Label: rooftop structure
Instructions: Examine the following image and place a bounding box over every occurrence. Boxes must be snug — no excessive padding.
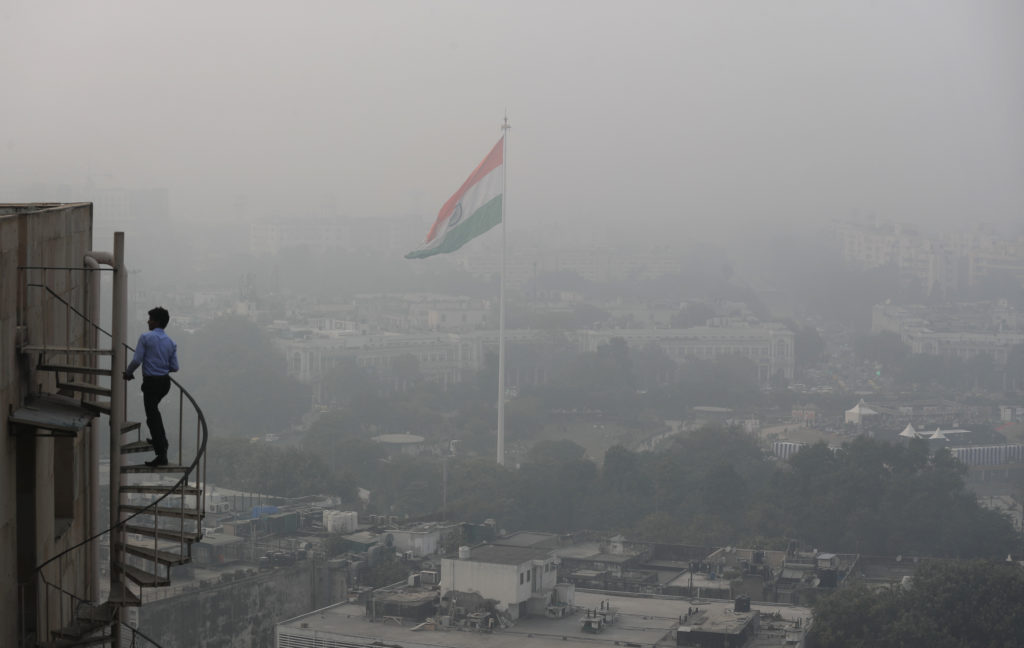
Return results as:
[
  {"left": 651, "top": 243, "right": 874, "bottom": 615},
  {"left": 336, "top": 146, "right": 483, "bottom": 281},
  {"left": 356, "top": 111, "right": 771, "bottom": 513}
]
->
[
  {"left": 276, "top": 591, "right": 811, "bottom": 648},
  {"left": 441, "top": 544, "right": 559, "bottom": 620}
]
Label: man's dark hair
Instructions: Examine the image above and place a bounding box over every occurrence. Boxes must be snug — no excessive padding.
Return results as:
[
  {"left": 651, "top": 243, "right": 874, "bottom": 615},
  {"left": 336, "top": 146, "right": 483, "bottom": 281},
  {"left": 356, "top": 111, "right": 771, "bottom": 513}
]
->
[{"left": 149, "top": 307, "right": 170, "bottom": 329}]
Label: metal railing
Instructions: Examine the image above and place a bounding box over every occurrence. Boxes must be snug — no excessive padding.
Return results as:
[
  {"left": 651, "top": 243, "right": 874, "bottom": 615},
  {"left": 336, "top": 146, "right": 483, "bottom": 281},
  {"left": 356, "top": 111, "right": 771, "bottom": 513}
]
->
[{"left": 20, "top": 270, "right": 208, "bottom": 647}]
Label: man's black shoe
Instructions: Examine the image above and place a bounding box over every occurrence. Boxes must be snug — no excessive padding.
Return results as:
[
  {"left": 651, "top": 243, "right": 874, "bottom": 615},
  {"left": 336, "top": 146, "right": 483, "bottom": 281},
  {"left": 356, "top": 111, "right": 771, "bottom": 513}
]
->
[{"left": 145, "top": 456, "right": 168, "bottom": 467}]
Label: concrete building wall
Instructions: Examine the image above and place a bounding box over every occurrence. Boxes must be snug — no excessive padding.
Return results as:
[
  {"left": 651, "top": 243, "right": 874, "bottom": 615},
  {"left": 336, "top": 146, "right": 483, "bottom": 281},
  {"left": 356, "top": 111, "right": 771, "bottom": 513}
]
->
[
  {"left": 140, "top": 560, "right": 348, "bottom": 648},
  {"left": 1, "top": 203, "right": 94, "bottom": 646},
  {"left": 441, "top": 559, "right": 518, "bottom": 612},
  {"left": 575, "top": 326, "right": 795, "bottom": 384},
  {"left": 514, "top": 560, "right": 557, "bottom": 603},
  {"left": 440, "top": 556, "right": 556, "bottom": 618},
  {"left": 390, "top": 529, "right": 441, "bottom": 557}
]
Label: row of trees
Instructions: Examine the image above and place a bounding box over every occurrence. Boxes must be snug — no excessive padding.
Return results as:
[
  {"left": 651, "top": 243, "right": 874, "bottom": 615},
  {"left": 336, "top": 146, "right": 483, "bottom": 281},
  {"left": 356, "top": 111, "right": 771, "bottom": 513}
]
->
[
  {"left": 295, "top": 425, "right": 1018, "bottom": 560},
  {"left": 205, "top": 437, "right": 356, "bottom": 501},
  {"left": 855, "top": 332, "right": 1024, "bottom": 393},
  {"left": 808, "top": 560, "right": 1024, "bottom": 648}
]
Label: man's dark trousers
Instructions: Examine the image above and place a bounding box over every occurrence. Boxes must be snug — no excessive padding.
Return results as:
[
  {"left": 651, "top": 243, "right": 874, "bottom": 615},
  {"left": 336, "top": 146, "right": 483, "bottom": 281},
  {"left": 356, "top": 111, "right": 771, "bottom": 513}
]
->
[{"left": 142, "top": 375, "right": 172, "bottom": 459}]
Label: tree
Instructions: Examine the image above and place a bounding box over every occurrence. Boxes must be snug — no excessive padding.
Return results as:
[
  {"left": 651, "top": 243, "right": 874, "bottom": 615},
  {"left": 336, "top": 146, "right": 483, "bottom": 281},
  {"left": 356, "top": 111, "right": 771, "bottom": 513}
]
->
[
  {"left": 792, "top": 324, "right": 825, "bottom": 371},
  {"left": 853, "top": 331, "right": 908, "bottom": 366},
  {"left": 321, "top": 357, "right": 377, "bottom": 408},
  {"left": 809, "top": 561, "right": 1024, "bottom": 648},
  {"left": 772, "top": 439, "right": 1017, "bottom": 558},
  {"left": 207, "top": 438, "right": 356, "bottom": 501},
  {"left": 526, "top": 439, "right": 586, "bottom": 465},
  {"left": 388, "top": 353, "right": 422, "bottom": 393}
]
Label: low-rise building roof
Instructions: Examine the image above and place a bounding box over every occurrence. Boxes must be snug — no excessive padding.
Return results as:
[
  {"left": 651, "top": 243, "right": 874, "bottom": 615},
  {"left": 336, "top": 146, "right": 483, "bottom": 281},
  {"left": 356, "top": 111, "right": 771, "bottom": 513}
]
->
[
  {"left": 277, "top": 591, "right": 811, "bottom": 648},
  {"left": 457, "top": 544, "right": 553, "bottom": 565}
]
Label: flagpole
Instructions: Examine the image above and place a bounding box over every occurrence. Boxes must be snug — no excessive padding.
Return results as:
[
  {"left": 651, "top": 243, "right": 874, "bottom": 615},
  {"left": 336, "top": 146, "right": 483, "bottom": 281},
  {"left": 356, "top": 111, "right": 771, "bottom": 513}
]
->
[{"left": 497, "top": 115, "right": 510, "bottom": 466}]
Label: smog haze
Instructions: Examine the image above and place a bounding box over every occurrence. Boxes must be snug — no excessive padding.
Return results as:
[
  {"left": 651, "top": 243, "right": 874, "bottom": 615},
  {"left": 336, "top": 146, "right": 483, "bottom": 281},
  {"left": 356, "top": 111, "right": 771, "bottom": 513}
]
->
[{"left": 3, "top": 0, "right": 1022, "bottom": 245}]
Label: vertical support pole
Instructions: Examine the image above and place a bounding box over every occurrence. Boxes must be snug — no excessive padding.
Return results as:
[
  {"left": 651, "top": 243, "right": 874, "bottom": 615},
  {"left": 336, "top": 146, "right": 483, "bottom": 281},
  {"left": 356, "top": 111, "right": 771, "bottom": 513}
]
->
[
  {"left": 497, "top": 118, "right": 510, "bottom": 466},
  {"left": 109, "top": 232, "right": 127, "bottom": 647},
  {"left": 85, "top": 257, "right": 101, "bottom": 602}
]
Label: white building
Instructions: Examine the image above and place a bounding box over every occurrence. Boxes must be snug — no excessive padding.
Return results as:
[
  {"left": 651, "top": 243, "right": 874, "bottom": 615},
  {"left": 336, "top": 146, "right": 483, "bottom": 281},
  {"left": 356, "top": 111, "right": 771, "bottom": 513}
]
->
[
  {"left": 441, "top": 544, "right": 559, "bottom": 620},
  {"left": 277, "top": 331, "right": 483, "bottom": 385},
  {"left": 872, "top": 302, "right": 1024, "bottom": 364},
  {"left": 385, "top": 522, "right": 460, "bottom": 558}
]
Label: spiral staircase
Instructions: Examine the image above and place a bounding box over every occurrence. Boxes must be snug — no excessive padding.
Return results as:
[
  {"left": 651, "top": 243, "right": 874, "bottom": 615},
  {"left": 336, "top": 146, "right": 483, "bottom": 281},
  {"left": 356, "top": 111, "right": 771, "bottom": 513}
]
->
[{"left": 15, "top": 235, "right": 207, "bottom": 647}]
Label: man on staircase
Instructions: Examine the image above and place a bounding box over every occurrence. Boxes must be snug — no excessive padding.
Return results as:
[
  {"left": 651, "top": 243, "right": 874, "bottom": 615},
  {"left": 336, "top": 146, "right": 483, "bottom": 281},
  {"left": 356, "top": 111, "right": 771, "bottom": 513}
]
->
[{"left": 123, "top": 306, "right": 179, "bottom": 467}]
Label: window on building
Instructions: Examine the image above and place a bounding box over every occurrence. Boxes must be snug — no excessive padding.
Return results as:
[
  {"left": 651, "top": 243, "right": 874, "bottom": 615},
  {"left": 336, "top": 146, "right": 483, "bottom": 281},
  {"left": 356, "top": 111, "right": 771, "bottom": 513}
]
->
[{"left": 526, "top": 570, "right": 531, "bottom": 582}]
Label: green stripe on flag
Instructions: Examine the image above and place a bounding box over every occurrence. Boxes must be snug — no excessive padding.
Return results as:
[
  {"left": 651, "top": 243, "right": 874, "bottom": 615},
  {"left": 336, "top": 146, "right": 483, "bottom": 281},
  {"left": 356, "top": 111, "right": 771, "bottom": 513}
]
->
[{"left": 405, "top": 195, "right": 503, "bottom": 259}]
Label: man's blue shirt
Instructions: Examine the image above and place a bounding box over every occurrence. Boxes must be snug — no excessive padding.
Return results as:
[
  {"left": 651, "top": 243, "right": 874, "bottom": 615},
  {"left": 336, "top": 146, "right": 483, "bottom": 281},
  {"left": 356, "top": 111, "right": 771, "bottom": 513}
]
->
[{"left": 126, "top": 328, "right": 179, "bottom": 377}]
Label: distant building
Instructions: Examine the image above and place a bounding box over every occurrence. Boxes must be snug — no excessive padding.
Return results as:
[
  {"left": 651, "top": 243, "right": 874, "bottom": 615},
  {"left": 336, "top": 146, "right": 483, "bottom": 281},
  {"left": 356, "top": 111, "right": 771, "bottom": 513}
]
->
[
  {"left": 833, "top": 219, "right": 960, "bottom": 296},
  {"left": 440, "top": 544, "right": 559, "bottom": 620},
  {"left": 950, "top": 444, "right": 1024, "bottom": 467},
  {"left": 773, "top": 441, "right": 807, "bottom": 460},
  {"left": 576, "top": 324, "right": 795, "bottom": 386},
  {"left": 872, "top": 301, "right": 1024, "bottom": 364},
  {"left": 371, "top": 433, "right": 425, "bottom": 457}
]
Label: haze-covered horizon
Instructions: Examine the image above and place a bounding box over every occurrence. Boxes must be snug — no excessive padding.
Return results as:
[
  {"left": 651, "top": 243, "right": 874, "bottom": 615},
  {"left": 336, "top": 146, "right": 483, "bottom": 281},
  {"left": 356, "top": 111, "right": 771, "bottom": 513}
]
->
[{"left": 3, "top": 0, "right": 1023, "bottom": 246}]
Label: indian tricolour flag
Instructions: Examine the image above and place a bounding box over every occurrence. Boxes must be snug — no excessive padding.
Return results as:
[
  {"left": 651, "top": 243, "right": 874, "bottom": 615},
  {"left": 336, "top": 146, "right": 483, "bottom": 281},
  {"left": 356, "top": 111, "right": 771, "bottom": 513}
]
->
[{"left": 405, "top": 137, "right": 504, "bottom": 259}]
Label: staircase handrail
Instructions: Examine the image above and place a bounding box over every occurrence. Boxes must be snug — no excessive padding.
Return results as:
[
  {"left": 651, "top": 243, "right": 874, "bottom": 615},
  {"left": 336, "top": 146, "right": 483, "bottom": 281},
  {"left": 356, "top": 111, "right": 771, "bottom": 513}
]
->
[{"left": 34, "top": 358, "right": 209, "bottom": 573}]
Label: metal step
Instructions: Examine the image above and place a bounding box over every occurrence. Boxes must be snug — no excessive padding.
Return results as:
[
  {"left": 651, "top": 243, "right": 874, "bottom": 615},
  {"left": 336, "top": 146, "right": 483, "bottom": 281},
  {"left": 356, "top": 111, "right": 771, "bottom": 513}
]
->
[
  {"left": 121, "top": 463, "right": 189, "bottom": 474},
  {"left": 121, "top": 503, "right": 204, "bottom": 520},
  {"left": 115, "top": 542, "right": 190, "bottom": 566},
  {"left": 76, "top": 601, "right": 116, "bottom": 623},
  {"left": 123, "top": 524, "right": 202, "bottom": 543},
  {"left": 121, "top": 564, "right": 170, "bottom": 588},
  {"left": 51, "top": 630, "right": 113, "bottom": 648},
  {"left": 107, "top": 582, "right": 141, "bottom": 607},
  {"left": 39, "top": 363, "right": 113, "bottom": 376},
  {"left": 120, "top": 440, "right": 153, "bottom": 454},
  {"left": 121, "top": 420, "right": 141, "bottom": 434},
  {"left": 121, "top": 483, "right": 201, "bottom": 496},
  {"left": 53, "top": 617, "right": 107, "bottom": 641},
  {"left": 82, "top": 399, "right": 110, "bottom": 415},
  {"left": 57, "top": 380, "right": 111, "bottom": 397}
]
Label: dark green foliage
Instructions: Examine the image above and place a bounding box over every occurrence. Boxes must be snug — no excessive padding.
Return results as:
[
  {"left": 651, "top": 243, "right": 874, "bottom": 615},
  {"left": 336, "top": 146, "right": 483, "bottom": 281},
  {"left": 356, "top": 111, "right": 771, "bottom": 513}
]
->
[
  {"left": 546, "top": 337, "right": 639, "bottom": 414},
  {"left": 207, "top": 437, "right": 356, "bottom": 501},
  {"left": 808, "top": 561, "right": 1024, "bottom": 648},
  {"left": 773, "top": 439, "right": 1017, "bottom": 558},
  {"left": 407, "top": 431, "right": 1016, "bottom": 559},
  {"left": 853, "top": 331, "right": 909, "bottom": 366},
  {"left": 783, "top": 320, "right": 825, "bottom": 371}
]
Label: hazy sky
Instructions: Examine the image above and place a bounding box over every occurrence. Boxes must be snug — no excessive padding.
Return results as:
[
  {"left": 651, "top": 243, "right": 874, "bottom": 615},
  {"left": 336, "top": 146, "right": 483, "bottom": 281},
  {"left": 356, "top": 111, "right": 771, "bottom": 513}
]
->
[{"left": 3, "top": 1, "right": 1022, "bottom": 243}]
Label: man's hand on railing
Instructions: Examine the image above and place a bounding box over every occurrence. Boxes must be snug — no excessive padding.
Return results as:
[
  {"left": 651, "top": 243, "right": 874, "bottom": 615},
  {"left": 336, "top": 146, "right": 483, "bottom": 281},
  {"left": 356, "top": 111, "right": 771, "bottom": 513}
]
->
[{"left": 122, "top": 371, "right": 135, "bottom": 381}]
